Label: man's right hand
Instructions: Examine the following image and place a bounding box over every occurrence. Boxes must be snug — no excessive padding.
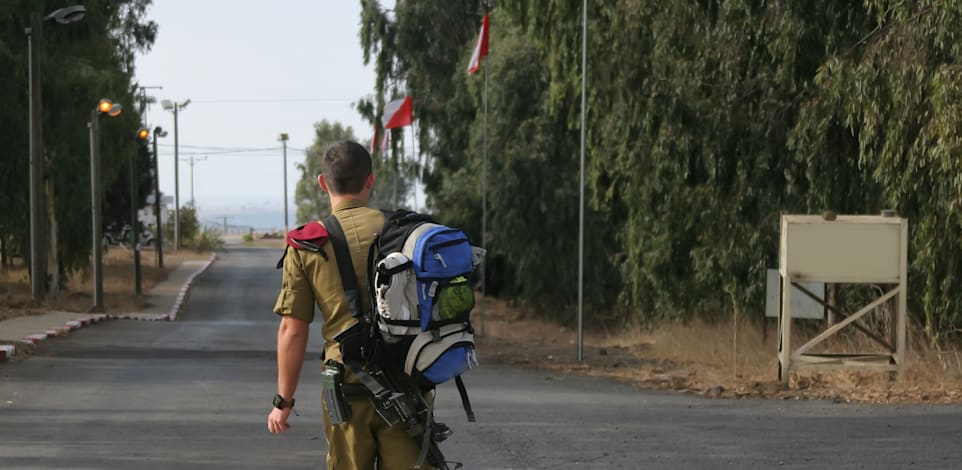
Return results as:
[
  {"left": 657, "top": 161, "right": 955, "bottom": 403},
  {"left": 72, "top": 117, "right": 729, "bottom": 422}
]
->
[{"left": 267, "top": 407, "right": 293, "bottom": 433}]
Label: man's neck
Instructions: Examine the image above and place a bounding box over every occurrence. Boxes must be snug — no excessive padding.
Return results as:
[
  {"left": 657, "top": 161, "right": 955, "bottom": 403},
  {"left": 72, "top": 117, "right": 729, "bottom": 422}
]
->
[{"left": 328, "top": 194, "right": 366, "bottom": 211}]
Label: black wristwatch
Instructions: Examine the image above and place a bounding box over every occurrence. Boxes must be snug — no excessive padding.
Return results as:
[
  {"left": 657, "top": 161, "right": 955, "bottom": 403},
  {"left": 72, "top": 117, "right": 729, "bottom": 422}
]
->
[{"left": 273, "top": 394, "right": 295, "bottom": 409}]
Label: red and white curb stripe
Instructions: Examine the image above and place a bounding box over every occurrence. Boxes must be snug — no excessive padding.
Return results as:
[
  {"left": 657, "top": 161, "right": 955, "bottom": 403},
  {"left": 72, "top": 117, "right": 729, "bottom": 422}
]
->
[
  {"left": 19, "top": 314, "right": 110, "bottom": 344},
  {"left": 0, "top": 345, "right": 14, "bottom": 362},
  {"left": 166, "top": 253, "right": 217, "bottom": 321}
]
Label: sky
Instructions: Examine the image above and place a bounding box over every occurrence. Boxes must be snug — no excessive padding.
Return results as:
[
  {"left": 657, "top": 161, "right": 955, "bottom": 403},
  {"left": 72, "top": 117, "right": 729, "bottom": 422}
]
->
[{"left": 134, "top": 1, "right": 380, "bottom": 229}]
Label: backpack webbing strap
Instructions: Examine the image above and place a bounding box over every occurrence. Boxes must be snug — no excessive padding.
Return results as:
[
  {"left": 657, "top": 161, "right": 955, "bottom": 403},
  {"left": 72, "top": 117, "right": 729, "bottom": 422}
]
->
[
  {"left": 455, "top": 376, "right": 476, "bottom": 422},
  {"left": 322, "top": 215, "right": 363, "bottom": 318}
]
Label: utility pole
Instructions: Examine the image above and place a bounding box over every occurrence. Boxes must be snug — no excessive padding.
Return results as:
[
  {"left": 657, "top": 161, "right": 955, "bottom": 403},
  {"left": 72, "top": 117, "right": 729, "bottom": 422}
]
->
[
  {"left": 221, "top": 215, "right": 234, "bottom": 235},
  {"left": 27, "top": 12, "right": 46, "bottom": 301},
  {"left": 181, "top": 155, "right": 207, "bottom": 208},
  {"left": 137, "top": 85, "right": 162, "bottom": 123},
  {"left": 279, "top": 133, "right": 289, "bottom": 232},
  {"left": 161, "top": 99, "right": 190, "bottom": 250}
]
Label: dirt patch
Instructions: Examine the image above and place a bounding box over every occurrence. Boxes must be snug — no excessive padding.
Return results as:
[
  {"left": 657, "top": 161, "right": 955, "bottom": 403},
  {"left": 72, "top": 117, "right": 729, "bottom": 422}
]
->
[
  {"left": 0, "top": 248, "right": 212, "bottom": 321},
  {"left": 474, "top": 297, "right": 962, "bottom": 404}
]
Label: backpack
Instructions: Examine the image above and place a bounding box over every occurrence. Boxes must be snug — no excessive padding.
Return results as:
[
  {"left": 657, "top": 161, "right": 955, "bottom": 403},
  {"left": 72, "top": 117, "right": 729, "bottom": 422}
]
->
[
  {"left": 324, "top": 210, "right": 484, "bottom": 421},
  {"left": 368, "top": 211, "right": 483, "bottom": 386}
]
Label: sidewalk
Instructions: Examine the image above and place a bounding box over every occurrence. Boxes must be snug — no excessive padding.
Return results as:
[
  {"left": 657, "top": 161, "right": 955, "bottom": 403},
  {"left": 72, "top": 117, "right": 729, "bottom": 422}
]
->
[{"left": 0, "top": 254, "right": 216, "bottom": 362}]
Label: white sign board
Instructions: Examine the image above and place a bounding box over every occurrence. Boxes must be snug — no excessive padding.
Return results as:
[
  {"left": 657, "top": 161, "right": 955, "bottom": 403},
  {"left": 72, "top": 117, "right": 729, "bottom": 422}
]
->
[
  {"left": 780, "top": 215, "right": 903, "bottom": 283},
  {"left": 765, "top": 269, "right": 825, "bottom": 319}
]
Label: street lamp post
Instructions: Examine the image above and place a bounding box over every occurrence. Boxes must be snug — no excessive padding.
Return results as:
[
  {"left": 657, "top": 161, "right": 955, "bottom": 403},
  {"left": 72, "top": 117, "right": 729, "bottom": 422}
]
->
[
  {"left": 134, "top": 127, "right": 150, "bottom": 295},
  {"left": 88, "top": 99, "right": 123, "bottom": 312},
  {"left": 279, "top": 133, "right": 289, "bottom": 232},
  {"left": 161, "top": 99, "right": 189, "bottom": 250},
  {"left": 25, "top": 5, "right": 86, "bottom": 301},
  {"left": 152, "top": 127, "right": 168, "bottom": 268}
]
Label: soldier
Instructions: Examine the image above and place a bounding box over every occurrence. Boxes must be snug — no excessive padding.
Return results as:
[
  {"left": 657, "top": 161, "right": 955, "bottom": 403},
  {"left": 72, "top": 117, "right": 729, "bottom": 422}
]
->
[{"left": 267, "top": 140, "right": 428, "bottom": 469}]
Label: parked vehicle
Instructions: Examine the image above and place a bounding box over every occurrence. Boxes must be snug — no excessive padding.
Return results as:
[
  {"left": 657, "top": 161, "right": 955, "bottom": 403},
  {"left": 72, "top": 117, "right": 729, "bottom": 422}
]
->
[{"left": 102, "top": 224, "right": 155, "bottom": 253}]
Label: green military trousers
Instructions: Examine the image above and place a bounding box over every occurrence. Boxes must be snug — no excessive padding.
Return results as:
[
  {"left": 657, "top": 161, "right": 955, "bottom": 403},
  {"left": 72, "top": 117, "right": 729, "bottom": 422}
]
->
[{"left": 322, "top": 395, "right": 433, "bottom": 470}]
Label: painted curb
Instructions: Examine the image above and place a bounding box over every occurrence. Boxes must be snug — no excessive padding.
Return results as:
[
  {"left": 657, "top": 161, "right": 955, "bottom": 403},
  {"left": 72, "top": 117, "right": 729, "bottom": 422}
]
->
[
  {"left": 0, "top": 345, "right": 14, "bottom": 361},
  {"left": 18, "top": 314, "right": 112, "bottom": 345},
  {"left": 165, "top": 253, "right": 217, "bottom": 321}
]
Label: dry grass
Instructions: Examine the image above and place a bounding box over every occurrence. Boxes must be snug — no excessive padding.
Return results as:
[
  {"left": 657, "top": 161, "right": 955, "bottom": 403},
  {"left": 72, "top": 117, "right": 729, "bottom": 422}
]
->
[
  {"left": 0, "top": 247, "right": 211, "bottom": 321},
  {"left": 477, "top": 297, "right": 962, "bottom": 403}
]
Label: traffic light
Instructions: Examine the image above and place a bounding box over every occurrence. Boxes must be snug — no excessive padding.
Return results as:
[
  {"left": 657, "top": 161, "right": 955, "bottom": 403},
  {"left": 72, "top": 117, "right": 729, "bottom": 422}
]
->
[{"left": 136, "top": 127, "right": 149, "bottom": 140}]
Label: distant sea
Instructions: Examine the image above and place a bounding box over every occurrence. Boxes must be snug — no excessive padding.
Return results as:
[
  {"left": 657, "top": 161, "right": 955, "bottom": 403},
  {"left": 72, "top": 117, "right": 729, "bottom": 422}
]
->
[
  {"left": 192, "top": 191, "right": 423, "bottom": 235},
  {"left": 196, "top": 201, "right": 294, "bottom": 234}
]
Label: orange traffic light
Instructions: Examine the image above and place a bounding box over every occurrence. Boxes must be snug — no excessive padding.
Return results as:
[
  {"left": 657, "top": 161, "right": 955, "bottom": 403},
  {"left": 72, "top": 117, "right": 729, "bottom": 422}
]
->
[{"left": 136, "top": 127, "right": 149, "bottom": 140}]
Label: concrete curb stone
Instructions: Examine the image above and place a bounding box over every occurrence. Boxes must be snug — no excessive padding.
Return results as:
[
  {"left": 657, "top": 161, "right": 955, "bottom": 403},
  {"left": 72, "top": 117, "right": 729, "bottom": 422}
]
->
[{"left": 166, "top": 253, "right": 217, "bottom": 321}]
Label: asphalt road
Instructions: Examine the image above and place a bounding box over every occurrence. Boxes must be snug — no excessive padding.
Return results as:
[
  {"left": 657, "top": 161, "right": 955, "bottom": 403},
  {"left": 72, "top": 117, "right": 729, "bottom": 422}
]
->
[{"left": 2, "top": 246, "right": 962, "bottom": 469}]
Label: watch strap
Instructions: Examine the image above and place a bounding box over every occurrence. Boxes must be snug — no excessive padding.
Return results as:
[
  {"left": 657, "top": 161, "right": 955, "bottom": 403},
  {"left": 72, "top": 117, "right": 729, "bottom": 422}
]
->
[{"left": 273, "top": 394, "right": 295, "bottom": 409}]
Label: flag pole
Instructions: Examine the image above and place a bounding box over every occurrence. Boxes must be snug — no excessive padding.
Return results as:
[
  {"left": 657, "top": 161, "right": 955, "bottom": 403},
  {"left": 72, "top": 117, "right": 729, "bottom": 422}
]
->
[
  {"left": 479, "top": 4, "right": 490, "bottom": 338},
  {"left": 411, "top": 122, "right": 421, "bottom": 212},
  {"left": 401, "top": 128, "right": 405, "bottom": 209},
  {"left": 577, "top": 0, "right": 587, "bottom": 362}
]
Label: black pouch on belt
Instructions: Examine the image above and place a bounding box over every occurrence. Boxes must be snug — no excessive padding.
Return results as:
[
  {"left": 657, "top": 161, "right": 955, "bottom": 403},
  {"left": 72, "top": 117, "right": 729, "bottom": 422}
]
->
[{"left": 322, "top": 361, "right": 351, "bottom": 424}]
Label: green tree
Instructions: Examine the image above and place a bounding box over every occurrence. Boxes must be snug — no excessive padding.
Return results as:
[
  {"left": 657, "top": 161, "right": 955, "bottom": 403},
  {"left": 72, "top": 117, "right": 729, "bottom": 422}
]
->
[
  {"left": 356, "top": 0, "right": 962, "bottom": 340},
  {"left": 0, "top": 0, "right": 156, "bottom": 289},
  {"left": 294, "top": 120, "right": 356, "bottom": 223},
  {"left": 790, "top": 1, "right": 962, "bottom": 340}
]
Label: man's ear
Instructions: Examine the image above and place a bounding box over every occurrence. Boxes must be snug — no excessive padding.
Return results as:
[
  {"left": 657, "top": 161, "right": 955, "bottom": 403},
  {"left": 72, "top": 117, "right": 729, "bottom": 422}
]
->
[
  {"left": 365, "top": 172, "right": 376, "bottom": 191},
  {"left": 317, "top": 174, "right": 330, "bottom": 193}
]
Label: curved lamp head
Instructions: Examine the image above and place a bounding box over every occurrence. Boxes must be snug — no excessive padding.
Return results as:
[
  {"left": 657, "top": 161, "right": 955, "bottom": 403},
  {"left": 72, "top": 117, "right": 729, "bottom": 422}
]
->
[
  {"left": 136, "top": 127, "right": 150, "bottom": 140},
  {"left": 160, "top": 99, "right": 190, "bottom": 111},
  {"left": 95, "top": 98, "right": 122, "bottom": 117},
  {"left": 44, "top": 5, "right": 86, "bottom": 24},
  {"left": 153, "top": 126, "right": 168, "bottom": 138},
  {"left": 97, "top": 99, "right": 113, "bottom": 113}
]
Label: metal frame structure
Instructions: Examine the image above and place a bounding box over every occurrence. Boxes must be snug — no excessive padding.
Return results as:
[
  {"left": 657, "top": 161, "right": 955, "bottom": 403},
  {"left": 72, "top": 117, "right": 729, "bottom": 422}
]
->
[{"left": 777, "top": 214, "right": 908, "bottom": 384}]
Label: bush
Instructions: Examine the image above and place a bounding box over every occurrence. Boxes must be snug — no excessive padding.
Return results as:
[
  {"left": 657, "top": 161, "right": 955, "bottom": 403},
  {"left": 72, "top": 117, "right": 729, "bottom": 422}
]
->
[
  {"left": 242, "top": 233, "right": 254, "bottom": 243},
  {"left": 190, "top": 228, "right": 225, "bottom": 252}
]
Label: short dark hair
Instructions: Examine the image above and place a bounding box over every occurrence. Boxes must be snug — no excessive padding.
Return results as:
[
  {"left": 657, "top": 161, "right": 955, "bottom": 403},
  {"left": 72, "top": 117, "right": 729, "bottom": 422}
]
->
[{"left": 322, "top": 140, "right": 372, "bottom": 194}]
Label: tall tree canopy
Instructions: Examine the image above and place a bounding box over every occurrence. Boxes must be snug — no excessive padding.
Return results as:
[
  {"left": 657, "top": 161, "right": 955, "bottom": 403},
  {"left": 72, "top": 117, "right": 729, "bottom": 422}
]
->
[
  {"left": 0, "top": 0, "right": 156, "bottom": 278},
  {"left": 355, "top": 0, "right": 962, "bottom": 340}
]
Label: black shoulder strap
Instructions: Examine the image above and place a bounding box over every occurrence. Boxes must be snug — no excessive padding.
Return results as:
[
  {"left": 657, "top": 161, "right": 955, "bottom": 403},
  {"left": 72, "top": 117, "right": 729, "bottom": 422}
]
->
[{"left": 322, "top": 214, "right": 363, "bottom": 319}]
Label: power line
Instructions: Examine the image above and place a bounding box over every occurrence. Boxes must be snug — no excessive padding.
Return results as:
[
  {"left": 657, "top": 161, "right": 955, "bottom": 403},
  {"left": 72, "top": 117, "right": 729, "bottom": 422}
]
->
[
  {"left": 191, "top": 98, "right": 355, "bottom": 104},
  {"left": 158, "top": 144, "right": 307, "bottom": 152}
]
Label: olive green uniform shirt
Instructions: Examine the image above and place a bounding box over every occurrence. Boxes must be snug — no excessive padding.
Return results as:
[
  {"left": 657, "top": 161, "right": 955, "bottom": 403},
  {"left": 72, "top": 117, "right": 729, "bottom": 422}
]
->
[{"left": 272, "top": 199, "right": 385, "bottom": 363}]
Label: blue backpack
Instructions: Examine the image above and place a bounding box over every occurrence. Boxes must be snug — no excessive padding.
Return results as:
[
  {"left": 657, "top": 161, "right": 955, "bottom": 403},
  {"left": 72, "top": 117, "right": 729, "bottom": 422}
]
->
[
  {"left": 373, "top": 216, "right": 483, "bottom": 386},
  {"left": 326, "top": 210, "right": 483, "bottom": 422}
]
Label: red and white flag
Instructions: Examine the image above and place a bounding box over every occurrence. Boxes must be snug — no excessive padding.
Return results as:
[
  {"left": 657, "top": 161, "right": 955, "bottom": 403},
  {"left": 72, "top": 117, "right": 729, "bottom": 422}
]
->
[
  {"left": 467, "top": 13, "right": 490, "bottom": 74},
  {"left": 382, "top": 97, "right": 413, "bottom": 129}
]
